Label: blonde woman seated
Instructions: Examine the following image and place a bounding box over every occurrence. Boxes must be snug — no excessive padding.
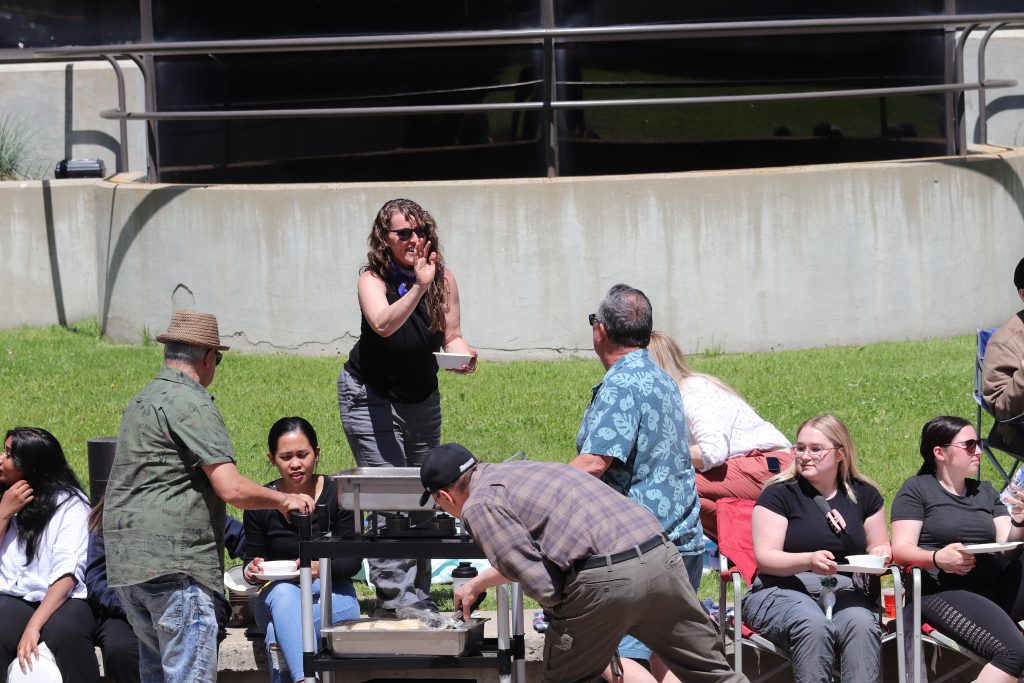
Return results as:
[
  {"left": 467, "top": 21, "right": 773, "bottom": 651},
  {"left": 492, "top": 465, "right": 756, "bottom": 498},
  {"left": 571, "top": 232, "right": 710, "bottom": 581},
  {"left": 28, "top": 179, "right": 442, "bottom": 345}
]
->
[
  {"left": 742, "top": 414, "right": 890, "bottom": 683},
  {"left": 647, "top": 331, "right": 790, "bottom": 540}
]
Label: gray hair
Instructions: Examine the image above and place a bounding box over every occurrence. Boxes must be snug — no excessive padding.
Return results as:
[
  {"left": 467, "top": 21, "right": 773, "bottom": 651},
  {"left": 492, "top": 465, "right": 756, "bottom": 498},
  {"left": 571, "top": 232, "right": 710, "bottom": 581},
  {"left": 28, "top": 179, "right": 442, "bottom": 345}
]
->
[
  {"left": 163, "top": 342, "right": 208, "bottom": 365},
  {"left": 596, "top": 284, "right": 653, "bottom": 348}
]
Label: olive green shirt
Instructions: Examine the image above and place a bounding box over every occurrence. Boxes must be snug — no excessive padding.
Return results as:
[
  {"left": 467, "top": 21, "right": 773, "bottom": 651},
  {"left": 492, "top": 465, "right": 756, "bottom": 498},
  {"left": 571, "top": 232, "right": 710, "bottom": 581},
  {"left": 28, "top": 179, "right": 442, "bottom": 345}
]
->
[{"left": 104, "top": 366, "right": 235, "bottom": 594}]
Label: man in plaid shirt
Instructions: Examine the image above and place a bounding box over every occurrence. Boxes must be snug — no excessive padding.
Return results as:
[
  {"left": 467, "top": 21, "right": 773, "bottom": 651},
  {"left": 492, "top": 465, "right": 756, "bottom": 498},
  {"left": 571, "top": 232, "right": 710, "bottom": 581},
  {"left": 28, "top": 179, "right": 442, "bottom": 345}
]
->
[{"left": 421, "top": 443, "right": 745, "bottom": 683}]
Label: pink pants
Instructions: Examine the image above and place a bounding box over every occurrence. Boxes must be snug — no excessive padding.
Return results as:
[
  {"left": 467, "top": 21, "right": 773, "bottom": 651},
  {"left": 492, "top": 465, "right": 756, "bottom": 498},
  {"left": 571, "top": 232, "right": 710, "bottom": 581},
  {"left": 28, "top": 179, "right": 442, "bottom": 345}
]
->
[{"left": 695, "top": 448, "right": 792, "bottom": 542}]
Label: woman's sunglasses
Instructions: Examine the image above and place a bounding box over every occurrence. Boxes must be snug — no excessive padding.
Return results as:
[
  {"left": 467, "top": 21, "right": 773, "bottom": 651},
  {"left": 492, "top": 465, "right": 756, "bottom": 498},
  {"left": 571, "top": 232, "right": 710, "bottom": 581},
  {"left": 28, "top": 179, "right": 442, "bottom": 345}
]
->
[{"left": 389, "top": 228, "right": 428, "bottom": 241}]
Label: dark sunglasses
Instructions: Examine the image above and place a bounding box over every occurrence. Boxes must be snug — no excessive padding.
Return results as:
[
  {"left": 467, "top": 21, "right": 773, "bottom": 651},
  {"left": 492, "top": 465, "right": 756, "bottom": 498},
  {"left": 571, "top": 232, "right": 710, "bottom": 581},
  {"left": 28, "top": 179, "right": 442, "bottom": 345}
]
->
[
  {"left": 389, "top": 227, "right": 428, "bottom": 242},
  {"left": 946, "top": 439, "right": 981, "bottom": 452},
  {"left": 588, "top": 313, "right": 600, "bottom": 327},
  {"left": 210, "top": 350, "right": 223, "bottom": 366}
]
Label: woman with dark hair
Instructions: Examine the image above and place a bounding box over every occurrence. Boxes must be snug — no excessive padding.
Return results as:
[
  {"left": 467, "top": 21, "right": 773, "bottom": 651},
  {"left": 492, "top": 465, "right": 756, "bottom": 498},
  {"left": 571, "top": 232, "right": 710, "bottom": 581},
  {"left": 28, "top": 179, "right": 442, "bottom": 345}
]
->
[
  {"left": 891, "top": 416, "right": 1024, "bottom": 683},
  {"left": 742, "top": 414, "right": 890, "bottom": 683},
  {"left": 0, "top": 427, "right": 98, "bottom": 682},
  {"left": 243, "top": 417, "right": 361, "bottom": 683},
  {"left": 337, "top": 198, "right": 477, "bottom": 615}
]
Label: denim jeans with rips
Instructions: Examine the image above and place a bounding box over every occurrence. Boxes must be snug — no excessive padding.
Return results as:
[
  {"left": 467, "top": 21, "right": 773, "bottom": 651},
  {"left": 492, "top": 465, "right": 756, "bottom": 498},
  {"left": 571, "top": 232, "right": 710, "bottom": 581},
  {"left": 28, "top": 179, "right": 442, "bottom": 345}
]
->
[{"left": 115, "top": 574, "right": 221, "bottom": 683}]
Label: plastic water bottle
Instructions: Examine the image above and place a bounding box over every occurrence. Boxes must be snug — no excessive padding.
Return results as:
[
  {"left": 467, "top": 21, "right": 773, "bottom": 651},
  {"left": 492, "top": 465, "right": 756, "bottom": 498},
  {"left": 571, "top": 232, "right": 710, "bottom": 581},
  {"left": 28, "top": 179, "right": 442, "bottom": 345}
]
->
[{"left": 820, "top": 576, "right": 838, "bottom": 622}]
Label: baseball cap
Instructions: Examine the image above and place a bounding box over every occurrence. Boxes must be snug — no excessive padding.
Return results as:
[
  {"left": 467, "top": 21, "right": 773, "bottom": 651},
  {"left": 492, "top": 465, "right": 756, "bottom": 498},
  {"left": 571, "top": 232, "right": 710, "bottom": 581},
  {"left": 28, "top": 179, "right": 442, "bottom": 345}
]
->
[{"left": 419, "top": 443, "right": 478, "bottom": 506}]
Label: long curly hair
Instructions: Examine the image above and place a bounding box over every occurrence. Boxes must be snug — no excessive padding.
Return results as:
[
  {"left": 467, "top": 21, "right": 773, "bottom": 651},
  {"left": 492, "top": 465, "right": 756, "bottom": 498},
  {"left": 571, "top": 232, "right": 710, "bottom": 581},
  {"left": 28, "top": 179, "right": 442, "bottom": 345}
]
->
[
  {"left": 4, "top": 427, "right": 88, "bottom": 564},
  {"left": 363, "top": 198, "right": 448, "bottom": 334}
]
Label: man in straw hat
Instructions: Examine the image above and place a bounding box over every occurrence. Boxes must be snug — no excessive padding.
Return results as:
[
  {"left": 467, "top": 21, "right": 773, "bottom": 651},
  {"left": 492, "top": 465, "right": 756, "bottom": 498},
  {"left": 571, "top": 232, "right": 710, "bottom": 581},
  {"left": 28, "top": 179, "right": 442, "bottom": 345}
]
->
[{"left": 103, "top": 310, "right": 314, "bottom": 683}]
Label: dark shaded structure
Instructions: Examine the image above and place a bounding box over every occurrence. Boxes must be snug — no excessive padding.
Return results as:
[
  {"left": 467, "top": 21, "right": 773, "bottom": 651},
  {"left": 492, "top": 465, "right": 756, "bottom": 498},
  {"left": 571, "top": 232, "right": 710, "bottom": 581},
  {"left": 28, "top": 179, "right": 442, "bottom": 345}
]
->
[{"left": 6, "top": 0, "right": 1024, "bottom": 183}]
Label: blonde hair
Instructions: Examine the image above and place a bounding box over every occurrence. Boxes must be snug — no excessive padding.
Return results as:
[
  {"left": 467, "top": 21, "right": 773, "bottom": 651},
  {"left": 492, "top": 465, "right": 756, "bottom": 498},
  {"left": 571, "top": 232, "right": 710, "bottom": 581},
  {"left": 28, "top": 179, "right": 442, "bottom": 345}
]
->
[
  {"left": 647, "top": 330, "right": 738, "bottom": 396},
  {"left": 765, "top": 414, "right": 880, "bottom": 503}
]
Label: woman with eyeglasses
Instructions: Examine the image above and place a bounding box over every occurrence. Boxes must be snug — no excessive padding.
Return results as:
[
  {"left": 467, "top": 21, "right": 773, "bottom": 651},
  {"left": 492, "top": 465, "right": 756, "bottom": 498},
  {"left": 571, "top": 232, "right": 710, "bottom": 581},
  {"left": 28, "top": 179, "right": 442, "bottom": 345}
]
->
[
  {"left": 646, "top": 330, "right": 791, "bottom": 542},
  {"left": 243, "top": 417, "right": 361, "bottom": 683},
  {"left": 0, "top": 427, "right": 99, "bottom": 682},
  {"left": 891, "top": 416, "right": 1024, "bottom": 682},
  {"left": 337, "top": 198, "right": 477, "bottom": 616},
  {"left": 742, "top": 414, "right": 890, "bottom": 683}
]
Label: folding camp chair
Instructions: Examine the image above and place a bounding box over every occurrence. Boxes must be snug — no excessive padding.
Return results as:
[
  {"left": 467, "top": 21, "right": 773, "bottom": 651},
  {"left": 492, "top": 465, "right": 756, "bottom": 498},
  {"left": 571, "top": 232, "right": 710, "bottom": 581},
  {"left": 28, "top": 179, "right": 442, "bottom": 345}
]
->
[
  {"left": 716, "top": 497, "right": 905, "bottom": 683},
  {"left": 905, "top": 566, "right": 988, "bottom": 683},
  {"left": 974, "top": 327, "right": 1024, "bottom": 487}
]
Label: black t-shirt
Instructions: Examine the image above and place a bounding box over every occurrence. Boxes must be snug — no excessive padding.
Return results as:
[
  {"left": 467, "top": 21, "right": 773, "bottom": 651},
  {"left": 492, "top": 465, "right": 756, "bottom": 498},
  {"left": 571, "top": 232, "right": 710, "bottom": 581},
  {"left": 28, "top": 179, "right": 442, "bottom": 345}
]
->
[
  {"left": 755, "top": 477, "right": 884, "bottom": 591},
  {"left": 890, "top": 474, "right": 1007, "bottom": 595},
  {"left": 345, "top": 278, "right": 445, "bottom": 403},
  {"left": 243, "top": 476, "right": 362, "bottom": 582}
]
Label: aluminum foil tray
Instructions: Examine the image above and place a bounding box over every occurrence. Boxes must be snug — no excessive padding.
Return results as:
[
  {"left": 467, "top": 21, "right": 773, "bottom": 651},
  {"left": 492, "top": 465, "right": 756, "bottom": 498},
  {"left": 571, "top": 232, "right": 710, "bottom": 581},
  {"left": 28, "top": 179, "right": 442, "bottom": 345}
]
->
[
  {"left": 322, "top": 617, "right": 487, "bottom": 657},
  {"left": 333, "top": 467, "right": 430, "bottom": 512}
]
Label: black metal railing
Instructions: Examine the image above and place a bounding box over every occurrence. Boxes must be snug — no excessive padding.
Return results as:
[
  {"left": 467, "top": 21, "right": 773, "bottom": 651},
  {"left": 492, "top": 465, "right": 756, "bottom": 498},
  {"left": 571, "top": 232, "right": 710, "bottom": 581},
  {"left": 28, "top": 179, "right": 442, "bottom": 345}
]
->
[{"left": 34, "top": 11, "right": 1024, "bottom": 181}]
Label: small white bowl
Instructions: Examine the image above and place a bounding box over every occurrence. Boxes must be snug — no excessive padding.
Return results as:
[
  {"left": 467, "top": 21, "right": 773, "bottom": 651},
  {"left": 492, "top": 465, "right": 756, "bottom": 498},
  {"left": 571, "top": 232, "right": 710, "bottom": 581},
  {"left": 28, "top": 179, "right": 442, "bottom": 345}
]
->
[
  {"left": 844, "top": 554, "right": 885, "bottom": 568},
  {"left": 260, "top": 560, "right": 297, "bottom": 573},
  {"left": 434, "top": 352, "right": 473, "bottom": 370}
]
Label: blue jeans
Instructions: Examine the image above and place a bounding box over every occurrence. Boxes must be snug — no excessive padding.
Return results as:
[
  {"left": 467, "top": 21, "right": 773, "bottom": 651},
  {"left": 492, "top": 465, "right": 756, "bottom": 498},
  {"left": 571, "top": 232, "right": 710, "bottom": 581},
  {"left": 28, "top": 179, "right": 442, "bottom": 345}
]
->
[
  {"left": 254, "top": 578, "right": 360, "bottom": 683},
  {"left": 115, "top": 574, "right": 221, "bottom": 683},
  {"left": 618, "top": 551, "right": 704, "bottom": 660}
]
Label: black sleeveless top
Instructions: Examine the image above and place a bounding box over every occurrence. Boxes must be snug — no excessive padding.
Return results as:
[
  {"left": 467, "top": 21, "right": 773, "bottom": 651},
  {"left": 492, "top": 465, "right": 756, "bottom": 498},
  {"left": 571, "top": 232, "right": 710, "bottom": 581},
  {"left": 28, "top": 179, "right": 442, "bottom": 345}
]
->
[{"left": 344, "top": 278, "right": 444, "bottom": 403}]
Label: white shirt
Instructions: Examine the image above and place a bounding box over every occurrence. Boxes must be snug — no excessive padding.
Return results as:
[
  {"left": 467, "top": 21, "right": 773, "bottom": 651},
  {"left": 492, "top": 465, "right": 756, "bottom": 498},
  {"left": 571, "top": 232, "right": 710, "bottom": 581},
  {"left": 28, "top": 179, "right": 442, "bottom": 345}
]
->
[
  {"left": 679, "top": 375, "right": 790, "bottom": 472},
  {"left": 0, "top": 491, "right": 90, "bottom": 602}
]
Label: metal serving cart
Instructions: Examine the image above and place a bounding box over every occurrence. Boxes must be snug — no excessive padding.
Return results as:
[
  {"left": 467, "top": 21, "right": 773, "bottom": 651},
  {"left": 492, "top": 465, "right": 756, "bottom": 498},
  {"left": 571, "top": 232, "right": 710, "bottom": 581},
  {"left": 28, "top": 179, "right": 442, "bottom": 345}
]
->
[{"left": 294, "top": 466, "right": 526, "bottom": 683}]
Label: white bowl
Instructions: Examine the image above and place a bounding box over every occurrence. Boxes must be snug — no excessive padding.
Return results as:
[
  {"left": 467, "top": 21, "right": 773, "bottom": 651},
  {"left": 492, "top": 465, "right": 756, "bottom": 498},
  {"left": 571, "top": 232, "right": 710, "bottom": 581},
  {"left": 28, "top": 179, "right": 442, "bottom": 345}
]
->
[
  {"left": 434, "top": 352, "right": 473, "bottom": 370},
  {"left": 6, "top": 643, "right": 62, "bottom": 682},
  {"left": 259, "top": 560, "right": 297, "bottom": 573},
  {"left": 844, "top": 554, "right": 885, "bottom": 568}
]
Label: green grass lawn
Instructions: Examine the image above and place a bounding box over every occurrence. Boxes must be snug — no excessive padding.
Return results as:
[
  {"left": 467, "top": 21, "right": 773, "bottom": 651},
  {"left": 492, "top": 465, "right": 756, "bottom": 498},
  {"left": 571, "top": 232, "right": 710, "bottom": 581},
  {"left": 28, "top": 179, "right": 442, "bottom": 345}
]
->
[{"left": 0, "top": 322, "right": 1003, "bottom": 606}]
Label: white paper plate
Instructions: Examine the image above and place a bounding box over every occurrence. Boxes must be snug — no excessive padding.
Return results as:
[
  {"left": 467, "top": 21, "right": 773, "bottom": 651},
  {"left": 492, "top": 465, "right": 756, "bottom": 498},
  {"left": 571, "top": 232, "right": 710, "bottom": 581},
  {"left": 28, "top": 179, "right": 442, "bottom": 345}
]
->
[
  {"left": 960, "top": 541, "right": 1023, "bottom": 554},
  {"left": 433, "top": 352, "right": 473, "bottom": 370},
  {"left": 224, "top": 565, "right": 257, "bottom": 595},
  {"left": 254, "top": 570, "right": 300, "bottom": 581},
  {"left": 835, "top": 564, "right": 888, "bottom": 575}
]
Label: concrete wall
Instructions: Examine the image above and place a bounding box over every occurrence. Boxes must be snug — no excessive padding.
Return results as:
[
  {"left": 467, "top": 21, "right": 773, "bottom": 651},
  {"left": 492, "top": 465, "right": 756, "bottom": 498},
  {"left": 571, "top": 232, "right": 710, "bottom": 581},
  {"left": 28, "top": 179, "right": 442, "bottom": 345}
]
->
[
  {"left": 0, "top": 60, "right": 146, "bottom": 179},
  {"left": 1, "top": 179, "right": 101, "bottom": 327},
  {"left": 77, "top": 148, "right": 1024, "bottom": 358}
]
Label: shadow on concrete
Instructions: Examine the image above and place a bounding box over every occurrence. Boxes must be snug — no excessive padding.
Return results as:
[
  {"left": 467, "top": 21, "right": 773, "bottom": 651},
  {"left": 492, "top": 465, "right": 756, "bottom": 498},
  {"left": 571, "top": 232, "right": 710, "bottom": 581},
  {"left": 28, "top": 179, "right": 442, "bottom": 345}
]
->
[
  {"left": 64, "top": 63, "right": 123, "bottom": 171},
  {"left": 973, "top": 95, "right": 1024, "bottom": 145},
  {"left": 99, "top": 183, "right": 192, "bottom": 336},
  {"left": 40, "top": 180, "right": 66, "bottom": 327},
  {"left": 937, "top": 153, "right": 1024, "bottom": 230}
]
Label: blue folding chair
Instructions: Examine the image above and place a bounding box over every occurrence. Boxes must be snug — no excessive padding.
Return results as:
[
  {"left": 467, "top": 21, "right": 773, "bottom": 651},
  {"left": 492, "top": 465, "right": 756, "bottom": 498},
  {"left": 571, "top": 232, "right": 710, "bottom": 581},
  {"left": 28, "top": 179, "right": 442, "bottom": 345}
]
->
[{"left": 974, "top": 327, "right": 1024, "bottom": 487}]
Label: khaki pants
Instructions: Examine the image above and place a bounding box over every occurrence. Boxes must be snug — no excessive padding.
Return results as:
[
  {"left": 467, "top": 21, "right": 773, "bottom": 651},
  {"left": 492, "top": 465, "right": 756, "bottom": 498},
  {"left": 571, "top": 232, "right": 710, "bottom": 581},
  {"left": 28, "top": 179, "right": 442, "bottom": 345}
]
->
[{"left": 543, "top": 541, "right": 747, "bottom": 683}]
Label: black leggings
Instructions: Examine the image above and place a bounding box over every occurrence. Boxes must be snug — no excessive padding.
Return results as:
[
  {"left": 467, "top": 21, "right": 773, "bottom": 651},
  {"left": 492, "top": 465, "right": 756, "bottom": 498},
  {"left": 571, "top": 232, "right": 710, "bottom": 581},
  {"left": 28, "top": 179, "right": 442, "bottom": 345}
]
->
[
  {"left": 920, "top": 590, "right": 1024, "bottom": 678},
  {"left": 0, "top": 594, "right": 99, "bottom": 683}
]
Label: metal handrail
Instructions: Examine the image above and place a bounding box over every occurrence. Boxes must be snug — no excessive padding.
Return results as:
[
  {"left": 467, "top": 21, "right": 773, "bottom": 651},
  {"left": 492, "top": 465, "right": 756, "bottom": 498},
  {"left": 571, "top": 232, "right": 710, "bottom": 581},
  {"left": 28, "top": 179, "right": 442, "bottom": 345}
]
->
[
  {"left": 35, "top": 13, "right": 1024, "bottom": 57},
  {"left": 31, "top": 11, "right": 1024, "bottom": 180},
  {"left": 96, "top": 81, "right": 1015, "bottom": 121}
]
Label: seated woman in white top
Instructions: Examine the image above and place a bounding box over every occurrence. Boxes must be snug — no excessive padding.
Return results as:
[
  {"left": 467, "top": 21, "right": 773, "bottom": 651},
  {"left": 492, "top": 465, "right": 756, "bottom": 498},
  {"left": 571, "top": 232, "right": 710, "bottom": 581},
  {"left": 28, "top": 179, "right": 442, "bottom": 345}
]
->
[
  {"left": 0, "top": 427, "right": 97, "bottom": 682},
  {"left": 648, "top": 331, "right": 791, "bottom": 541}
]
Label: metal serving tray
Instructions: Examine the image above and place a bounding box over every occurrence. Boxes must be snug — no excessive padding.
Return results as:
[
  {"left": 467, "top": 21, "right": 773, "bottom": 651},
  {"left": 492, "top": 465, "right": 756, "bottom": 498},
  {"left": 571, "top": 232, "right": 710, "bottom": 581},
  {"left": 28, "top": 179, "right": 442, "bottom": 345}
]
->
[
  {"left": 334, "top": 467, "right": 430, "bottom": 512},
  {"left": 322, "top": 617, "right": 487, "bottom": 657}
]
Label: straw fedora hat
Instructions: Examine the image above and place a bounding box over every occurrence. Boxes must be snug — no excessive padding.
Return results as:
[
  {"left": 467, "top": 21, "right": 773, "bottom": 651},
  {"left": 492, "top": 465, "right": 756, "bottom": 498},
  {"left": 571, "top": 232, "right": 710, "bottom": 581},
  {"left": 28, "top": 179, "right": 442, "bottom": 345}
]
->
[{"left": 155, "top": 310, "right": 230, "bottom": 350}]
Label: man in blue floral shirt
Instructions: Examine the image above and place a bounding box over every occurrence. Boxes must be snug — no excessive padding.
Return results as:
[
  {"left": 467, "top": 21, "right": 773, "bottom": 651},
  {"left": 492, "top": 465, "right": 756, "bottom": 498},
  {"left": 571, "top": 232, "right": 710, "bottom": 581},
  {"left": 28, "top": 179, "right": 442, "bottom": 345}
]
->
[{"left": 572, "top": 283, "right": 704, "bottom": 679}]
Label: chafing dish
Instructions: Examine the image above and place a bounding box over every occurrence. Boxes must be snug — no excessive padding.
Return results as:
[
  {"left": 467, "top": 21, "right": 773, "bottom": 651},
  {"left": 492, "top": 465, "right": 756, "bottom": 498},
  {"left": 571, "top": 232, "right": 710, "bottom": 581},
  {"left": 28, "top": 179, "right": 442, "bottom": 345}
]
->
[{"left": 322, "top": 617, "right": 487, "bottom": 657}]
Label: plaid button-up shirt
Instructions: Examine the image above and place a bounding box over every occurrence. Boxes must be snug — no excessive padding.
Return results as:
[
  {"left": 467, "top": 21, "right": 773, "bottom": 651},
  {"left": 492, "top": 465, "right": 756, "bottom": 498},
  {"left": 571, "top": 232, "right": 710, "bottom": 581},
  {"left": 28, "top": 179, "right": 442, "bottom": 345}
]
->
[{"left": 462, "top": 461, "right": 663, "bottom": 607}]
